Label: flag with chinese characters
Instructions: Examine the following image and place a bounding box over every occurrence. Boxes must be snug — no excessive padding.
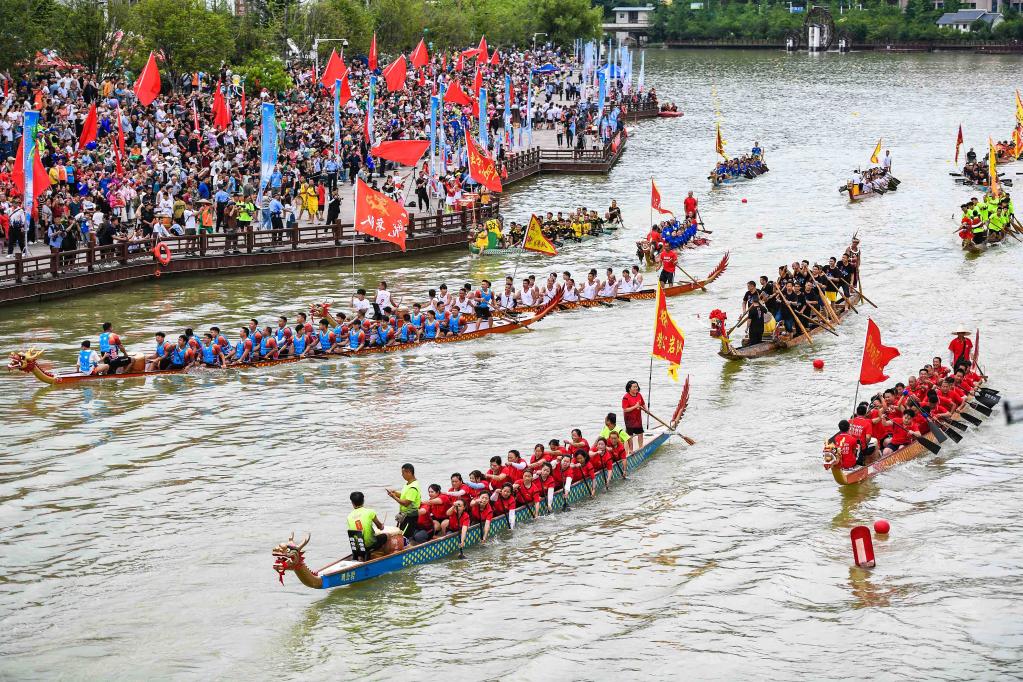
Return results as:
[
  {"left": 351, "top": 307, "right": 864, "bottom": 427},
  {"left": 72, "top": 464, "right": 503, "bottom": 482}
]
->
[
  {"left": 989, "top": 137, "right": 1000, "bottom": 197},
  {"left": 466, "top": 131, "right": 502, "bottom": 192},
  {"left": 954, "top": 124, "right": 963, "bottom": 164},
  {"left": 858, "top": 318, "right": 900, "bottom": 385},
  {"left": 651, "top": 284, "right": 685, "bottom": 381},
  {"left": 354, "top": 178, "right": 408, "bottom": 251},
  {"left": 522, "top": 214, "right": 557, "bottom": 255},
  {"left": 870, "top": 138, "right": 882, "bottom": 164},
  {"left": 651, "top": 179, "right": 673, "bottom": 215},
  {"left": 1013, "top": 126, "right": 1022, "bottom": 160},
  {"left": 1016, "top": 89, "right": 1023, "bottom": 125}
]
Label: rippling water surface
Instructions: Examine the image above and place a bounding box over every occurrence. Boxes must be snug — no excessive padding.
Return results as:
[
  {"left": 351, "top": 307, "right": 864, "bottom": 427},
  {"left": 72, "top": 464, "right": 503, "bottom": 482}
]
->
[{"left": 2, "top": 50, "right": 1022, "bottom": 680}]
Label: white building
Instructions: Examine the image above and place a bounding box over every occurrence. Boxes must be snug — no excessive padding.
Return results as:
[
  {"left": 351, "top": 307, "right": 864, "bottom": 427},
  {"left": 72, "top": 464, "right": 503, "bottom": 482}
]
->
[
  {"left": 602, "top": 5, "right": 657, "bottom": 45},
  {"left": 935, "top": 9, "right": 1004, "bottom": 31}
]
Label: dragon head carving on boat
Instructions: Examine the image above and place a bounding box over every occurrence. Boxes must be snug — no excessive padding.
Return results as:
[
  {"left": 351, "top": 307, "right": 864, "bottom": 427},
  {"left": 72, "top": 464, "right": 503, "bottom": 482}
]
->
[
  {"left": 272, "top": 532, "right": 323, "bottom": 588},
  {"left": 822, "top": 443, "right": 838, "bottom": 470},
  {"left": 708, "top": 309, "right": 733, "bottom": 353},
  {"left": 8, "top": 348, "right": 45, "bottom": 373}
]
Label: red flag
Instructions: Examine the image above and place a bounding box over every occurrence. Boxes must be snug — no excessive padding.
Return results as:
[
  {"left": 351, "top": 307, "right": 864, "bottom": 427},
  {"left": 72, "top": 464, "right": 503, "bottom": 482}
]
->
[
  {"left": 382, "top": 55, "right": 407, "bottom": 92},
  {"left": 410, "top": 38, "right": 429, "bottom": 69},
  {"left": 370, "top": 140, "right": 430, "bottom": 167},
  {"left": 455, "top": 52, "right": 464, "bottom": 72},
  {"left": 240, "top": 84, "right": 245, "bottom": 116},
  {"left": 337, "top": 73, "right": 352, "bottom": 107},
  {"left": 363, "top": 108, "right": 372, "bottom": 144},
  {"left": 652, "top": 284, "right": 685, "bottom": 380},
  {"left": 651, "top": 180, "right": 673, "bottom": 215},
  {"left": 466, "top": 132, "right": 502, "bottom": 193},
  {"left": 444, "top": 80, "right": 472, "bottom": 106},
  {"left": 858, "top": 318, "right": 900, "bottom": 385},
  {"left": 473, "top": 68, "right": 483, "bottom": 96},
  {"left": 477, "top": 36, "right": 488, "bottom": 64},
  {"left": 212, "top": 81, "right": 230, "bottom": 131},
  {"left": 489, "top": 50, "right": 499, "bottom": 66},
  {"left": 320, "top": 49, "right": 347, "bottom": 89},
  {"left": 354, "top": 178, "right": 408, "bottom": 251},
  {"left": 12, "top": 140, "right": 52, "bottom": 202},
  {"left": 78, "top": 103, "right": 98, "bottom": 149},
  {"left": 418, "top": 68, "right": 426, "bottom": 88},
  {"left": 368, "top": 33, "right": 378, "bottom": 71},
  {"left": 192, "top": 100, "right": 199, "bottom": 132},
  {"left": 133, "top": 51, "right": 161, "bottom": 106},
  {"left": 115, "top": 109, "right": 125, "bottom": 176},
  {"left": 954, "top": 124, "right": 964, "bottom": 165}
]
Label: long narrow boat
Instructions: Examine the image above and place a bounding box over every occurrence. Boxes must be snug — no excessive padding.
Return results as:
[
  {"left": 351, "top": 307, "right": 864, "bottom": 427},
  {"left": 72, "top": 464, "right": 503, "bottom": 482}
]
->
[
  {"left": 469, "top": 222, "right": 619, "bottom": 256},
  {"left": 713, "top": 291, "right": 861, "bottom": 360},
  {"left": 823, "top": 380, "right": 987, "bottom": 485},
  {"left": 843, "top": 177, "right": 898, "bottom": 203},
  {"left": 6, "top": 294, "right": 563, "bottom": 386},
  {"left": 312, "top": 252, "right": 728, "bottom": 326},
  {"left": 709, "top": 168, "right": 768, "bottom": 188},
  {"left": 272, "top": 384, "right": 691, "bottom": 590}
]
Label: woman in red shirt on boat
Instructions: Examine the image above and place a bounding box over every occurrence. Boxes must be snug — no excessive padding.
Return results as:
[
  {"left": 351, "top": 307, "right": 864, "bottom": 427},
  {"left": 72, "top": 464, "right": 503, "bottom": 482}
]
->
[
  {"left": 514, "top": 468, "right": 542, "bottom": 518},
  {"left": 447, "top": 473, "right": 475, "bottom": 500},
  {"left": 492, "top": 483, "right": 519, "bottom": 528},
  {"left": 606, "top": 432, "right": 628, "bottom": 477},
  {"left": 573, "top": 450, "right": 598, "bottom": 499},
  {"left": 468, "top": 491, "right": 494, "bottom": 543},
  {"left": 419, "top": 484, "right": 454, "bottom": 536},
  {"left": 443, "top": 499, "right": 472, "bottom": 550},
  {"left": 565, "top": 429, "right": 589, "bottom": 455},
  {"left": 536, "top": 462, "right": 558, "bottom": 511},
  {"left": 484, "top": 456, "right": 511, "bottom": 490},
  {"left": 622, "top": 380, "right": 646, "bottom": 448}
]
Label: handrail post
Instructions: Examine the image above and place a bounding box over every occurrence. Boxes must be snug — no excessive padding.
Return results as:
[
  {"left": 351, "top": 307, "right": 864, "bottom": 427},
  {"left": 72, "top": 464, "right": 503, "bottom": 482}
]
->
[
  {"left": 246, "top": 226, "right": 254, "bottom": 254},
  {"left": 435, "top": 208, "right": 443, "bottom": 234},
  {"left": 14, "top": 252, "right": 23, "bottom": 283},
  {"left": 333, "top": 221, "right": 341, "bottom": 246},
  {"left": 87, "top": 245, "right": 95, "bottom": 272},
  {"left": 119, "top": 241, "right": 129, "bottom": 266},
  {"left": 199, "top": 233, "right": 207, "bottom": 258},
  {"left": 291, "top": 224, "right": 299, "bottom": 250}
]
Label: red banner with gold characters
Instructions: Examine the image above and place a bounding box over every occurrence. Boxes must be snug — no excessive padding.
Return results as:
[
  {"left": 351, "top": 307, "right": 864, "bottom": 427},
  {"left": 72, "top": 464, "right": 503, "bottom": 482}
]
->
[
  {"left": 652, "top": 283, "right": 685, "bottom": 380},
  {"left": 466, "top": 133, "right": 502, "bottom": 193},
  {"left": 858, "top": 318, "right": 900, "bottom": 385},
  {"left": 354, "top": 178, "right": 409, "bottom": 251}
]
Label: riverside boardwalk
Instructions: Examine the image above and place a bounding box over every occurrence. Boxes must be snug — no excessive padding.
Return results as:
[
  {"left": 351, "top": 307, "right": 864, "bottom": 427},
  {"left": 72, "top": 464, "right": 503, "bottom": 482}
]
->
[{"left": 0, "top": 100, "right": 660, "bottom": 307}]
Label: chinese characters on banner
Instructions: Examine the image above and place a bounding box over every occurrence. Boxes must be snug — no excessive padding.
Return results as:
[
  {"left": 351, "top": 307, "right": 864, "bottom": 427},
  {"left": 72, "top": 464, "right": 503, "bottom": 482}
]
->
[
  {"left": 522, "top": 214, "right": 557, "bottom": 255},
  {"left": 651, "top": 284, "right": 685, "bottom": 381},
  {"left": 354, "top": 178, "right": 409, "bottom": 251}
]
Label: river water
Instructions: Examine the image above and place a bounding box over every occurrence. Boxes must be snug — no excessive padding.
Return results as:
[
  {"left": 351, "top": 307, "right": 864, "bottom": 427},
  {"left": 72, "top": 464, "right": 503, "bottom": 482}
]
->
[{"left": 2, "top": 50, "right": 1022, "bottom": 680}]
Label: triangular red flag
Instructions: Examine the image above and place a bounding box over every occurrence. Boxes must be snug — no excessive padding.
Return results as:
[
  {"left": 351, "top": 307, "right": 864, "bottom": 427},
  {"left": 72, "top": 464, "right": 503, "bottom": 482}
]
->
[
  {"left": 466, "top": 132, "right": 502, "bottom": 193},
  {"left": 133, "top": 51, "right": 162, "bottom": 106},
  {"left": 651, "top": 180, "right": 673, "bottom": 215},
  {"left": 12, "top": 140, "right": 52, "bottom": 203},
  {"left": 410, "top": 38, "right": 429, "bottom": 69},
  {"left": 455, "top": 52, "right": 464, "bottom": 72},
  {"left": 473, "top": 68, "right": 483, "bottom": 97},
  {"left": 354, "top": 178, "right": 408, "bottom": 251},
  {"left": 444, "top": 80, "right": 472, "bottom": 106},
  {"left": 78, "top": 103, "right": 98, "bottom": 149},
  {"left": 382, "top": 54, "right": 407, "bottom": 92},
  {"left": 477, "top": 36, "right": 488, "bottom": 64},
  {"left": 336, "top": 73, "right": 352, "bottom": 107},
  {"left": 858, "top": 318, "right": 900, "bottom": 385},
  {"left": 368, "top": 33, "right": 378, "bottom": 71},
  {"left": 954, "top": 124, "right": 964, "bottom": 165},
  {"left": 240, "top": 85, "right": 246, "bottom": 116},
  {"left": 489, "top": 50, "right": 499, "bottom": 66},
  {"left": 212, "top": 81, "right": 230, "bottom": 131},
  {"left": 370, "top": 140, "right": 430, "bottom": 167},
  {"left": 320, "top": 49, "right": 347, "bottom": 89}
]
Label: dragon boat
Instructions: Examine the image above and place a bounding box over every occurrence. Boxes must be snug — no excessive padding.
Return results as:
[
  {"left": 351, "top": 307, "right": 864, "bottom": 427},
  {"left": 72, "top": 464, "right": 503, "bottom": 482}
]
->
[
  {"left": 312, "top": 253, "right": 729, "bottom": 327},
  {"left": 272, "top": 380, "right": 692, "bottom": 590},
  {"left": 468, "top": 220, "right": 619, "bottom": 256},
  {"left": 6, "top": 295, "right": 563, "bottom": 386},
  {"left": 823, "top": 380, "right": 992, "bottom": 486}
]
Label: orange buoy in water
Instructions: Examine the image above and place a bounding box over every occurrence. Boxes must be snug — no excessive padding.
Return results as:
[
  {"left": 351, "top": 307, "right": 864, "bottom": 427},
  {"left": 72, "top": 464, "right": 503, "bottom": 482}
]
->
[
  {"left": 874, "top": 519, "right": 890, "bottom": 534},
  {"left": 812, "top": 359, "right": 824, "bottom": 370}
]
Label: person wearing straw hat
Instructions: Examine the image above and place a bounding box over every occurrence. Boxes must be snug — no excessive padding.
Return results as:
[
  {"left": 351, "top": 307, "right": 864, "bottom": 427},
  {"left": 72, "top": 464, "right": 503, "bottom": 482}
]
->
[{"left": 949, "top": 329, "right": 973, "bottom": 368}]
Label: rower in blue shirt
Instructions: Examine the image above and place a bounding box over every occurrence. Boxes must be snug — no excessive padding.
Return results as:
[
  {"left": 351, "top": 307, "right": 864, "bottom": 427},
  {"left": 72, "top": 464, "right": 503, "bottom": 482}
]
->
[{"left": 422, "top": 312, "right": 440, "bottom": 340}]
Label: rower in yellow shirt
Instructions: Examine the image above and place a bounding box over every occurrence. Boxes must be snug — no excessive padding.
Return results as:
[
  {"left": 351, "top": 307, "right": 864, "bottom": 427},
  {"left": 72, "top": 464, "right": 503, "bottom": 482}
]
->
[{"left": 346, "top": 491, "right": 387, "bottom": 556}]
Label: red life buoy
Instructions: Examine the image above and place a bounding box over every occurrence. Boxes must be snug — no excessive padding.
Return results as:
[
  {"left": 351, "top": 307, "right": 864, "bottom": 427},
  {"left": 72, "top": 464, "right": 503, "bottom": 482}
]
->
[{"left": 152, "top": 242, "right": 172, "bottom": 266}]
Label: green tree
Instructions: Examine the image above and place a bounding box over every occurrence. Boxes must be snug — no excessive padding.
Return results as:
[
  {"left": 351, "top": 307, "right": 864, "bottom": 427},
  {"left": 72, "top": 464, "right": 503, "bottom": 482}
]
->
[
  {"left": 236, "top": 51, "right": 293, "bottom": 93},
  {"left": 533, "top": 0, "right": 602, "bottom": 46},
  {"left": 303, "top": 0, "right": 372, "bottom": 55},
  {"left": 372, "top": 0, "right": 426, "bottom": 52},
  {"left": 56, "top": 0, "right": 132, "bottom": 75},
  {"left": 128, "top": 0, "right": 235, "bottom": 86},
  {"left": 0, "top": 0, "right": 61, "bottom": 72}
]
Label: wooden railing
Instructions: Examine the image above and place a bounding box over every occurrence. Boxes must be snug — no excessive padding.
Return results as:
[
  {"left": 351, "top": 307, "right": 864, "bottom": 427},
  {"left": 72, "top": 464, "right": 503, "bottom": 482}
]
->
[
  {"left": 0, "top": 202, "right": 498, "bottom": 286},
  {"left": 499, "top": 147, "right": 542, "bottom": 183}
]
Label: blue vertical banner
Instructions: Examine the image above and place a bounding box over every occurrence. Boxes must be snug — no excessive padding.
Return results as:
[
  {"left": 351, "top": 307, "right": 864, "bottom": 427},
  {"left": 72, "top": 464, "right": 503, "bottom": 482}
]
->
[
  {"left": 597, "top": 70, "right": 607, "bottom": 131},
  {"left": 479, "top": 86, "right": 488, "bottom": 150},
  {"left": 638, "top": 51, "right": 645, "bottom": 92},
  {"left": 257, "top": 103, "right": 278, "bottom": 206},
  {"left": 333, "top": 79, "right": 341, "bottom": 158},
  {"left": 429, "top": 94, "right": 439, "bottom": 176},
  {"left": 503, "top": 73, "right": 511, "bottom": 149},
  {"left": 367, "top": 75, "right": 377, "bottom": 145},
  {"left": 22, "top": 111, "right": 39, "bottom": 213}
]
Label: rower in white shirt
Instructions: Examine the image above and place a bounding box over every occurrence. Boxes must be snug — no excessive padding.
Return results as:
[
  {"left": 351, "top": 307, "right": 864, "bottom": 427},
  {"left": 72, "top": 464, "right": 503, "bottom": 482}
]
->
[
  {"left": 580, "top": 270, "right": 600, "bottom": 301},
  {"left": 631, "top": 266, "right": 644, "bottom": 290},
  {"left": 619, "top": 269, "right": 636, "bottom": 294},
  {"left": 375, "top": 281, "right": 395, "bottom": 318},
  {"left": 352, "top": 288, "right": 372, "bottom": 318},
  {"left": 598, "top": 269, "right": 619, "bottom": 298},
  {"left": 562, "top": 278, "right": 580, "bottom": 302}
]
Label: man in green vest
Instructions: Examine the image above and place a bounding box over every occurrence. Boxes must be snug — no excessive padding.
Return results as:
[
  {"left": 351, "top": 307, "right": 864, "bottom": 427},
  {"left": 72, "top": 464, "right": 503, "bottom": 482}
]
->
[
  {"left": 347, "top": 491, "right": 387, "bottom": 557},
  {"left": 386, "top": 463, "right": 422, "bottom": 540},
  {"left": 599, "top": 412, "right": 630, "bottom": 448},
  {"left": 237, "top": 194, "right": 254, "bottom": 233}
]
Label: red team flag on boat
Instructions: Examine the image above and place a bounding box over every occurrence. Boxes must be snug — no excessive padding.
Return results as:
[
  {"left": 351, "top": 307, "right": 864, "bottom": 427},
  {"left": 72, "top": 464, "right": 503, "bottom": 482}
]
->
[
  {"left": 78, "top": 102, "right": 97, "bottom": 149},
  {"left": 522, "top": 214, "right": 557, "bottom": 255},
  {"left": 466, "top": 132, "right": 502, "bottom": 193},
  {"left": 368, "top": 33, "right": 378, "bottom": 71},
  {"left": 954, "top": 124, "right": 963, "bottom": 164},
  {"left": 133, "top": 51, "right": 162, "bottom": 106},
  {"left": 858, "top": 318, "right": 900, "bottom": 385},
  {"left": 652, "top": 284, "right": 685, "bottom": 381},
  {"left": 369, "top": 139, "right": 430, "bottom": 167},
  {"left": 650, "top": 179, "right": 673, "bottom": 215},
  {"left": 354, "top": 178, "right": 408, "bottom": 251}
]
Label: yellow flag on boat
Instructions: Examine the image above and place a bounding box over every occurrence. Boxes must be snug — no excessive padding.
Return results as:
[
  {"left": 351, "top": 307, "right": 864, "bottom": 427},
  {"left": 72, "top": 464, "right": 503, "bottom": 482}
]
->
[
  {"left": 988, "top": 137, "right": 1000, "bottom": 198},
  {"left": 1016, "top": 89, "right": 1023, "bottom": 125},
  {"left": 522, "top": 214, "right": 557, "bottom": 256},
  {"left": 870, "top": 138, "right": 882, "bottom": 164},
  {"left": 651, "top": 284, "right": 685, "bottom": 381},
  {"left": 1014, "top": 126, "right": 1022, "bottom": 161},
  {"left": 715, "top": 122, "right": 727, "bottom": 160}
]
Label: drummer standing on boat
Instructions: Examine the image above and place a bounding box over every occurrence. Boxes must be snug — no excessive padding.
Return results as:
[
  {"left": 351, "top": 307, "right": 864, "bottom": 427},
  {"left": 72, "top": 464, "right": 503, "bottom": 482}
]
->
[
  {"left": 386, "top": 464, "right": 423, "bottom": 540},
  {"left": 949, "top": 329, "right": 973, "bottom": 368},
  {"left": 658, "top": 244, "right": 678, "bottom": 285},
  {"left": 622, "top": 381, "right": 646, "bottom": 449}
]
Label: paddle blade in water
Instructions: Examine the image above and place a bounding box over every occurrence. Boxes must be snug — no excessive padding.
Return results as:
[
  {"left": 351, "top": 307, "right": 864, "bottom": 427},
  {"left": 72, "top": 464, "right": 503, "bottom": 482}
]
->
[
  {"left": 961, "top": 412, "right": 983, "bottom": 426},
  {"left": 916, "top": 436, "right": 941, "bottom": 455}
]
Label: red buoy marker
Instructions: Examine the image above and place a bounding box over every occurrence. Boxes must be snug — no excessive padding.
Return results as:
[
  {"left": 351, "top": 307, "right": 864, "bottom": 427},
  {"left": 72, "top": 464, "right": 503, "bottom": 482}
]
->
[
  {"left": 812, "top": 359, "right": 824, "bottom": 370},
  {"left": 756, "top": 232, "right": 764, "bottom": 239},
  {"left": 741, "top": 198, "right": 748, "bottom": 204},
  {"left": 874, "top": 519, "right": 890, "bottom": 535},
  {"left": 850, "top": 525, "right": 875, "bottom": 567}
]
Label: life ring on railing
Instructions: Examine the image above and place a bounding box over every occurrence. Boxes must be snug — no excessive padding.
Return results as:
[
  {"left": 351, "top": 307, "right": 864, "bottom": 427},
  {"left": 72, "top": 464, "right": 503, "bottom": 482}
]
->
[{"left": 152, "top": 242, "right": 172, "bottom": 266}]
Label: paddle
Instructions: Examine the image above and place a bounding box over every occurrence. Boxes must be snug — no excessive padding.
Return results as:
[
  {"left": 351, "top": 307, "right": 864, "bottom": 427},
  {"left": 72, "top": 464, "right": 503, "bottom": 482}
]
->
[
  {"left": 810, "top": 275, "right": 841, "bottom": 322},
  {"left": 968, "top": 400, "right": 993, "bottom": 417},
  {"left": 772, "top": 292, "right": 815, "bottom": 347},
  {"left": 838, "top": 275, "right": 877, "bottom": 309},
  {"left": 676, "top": 264, "right": 707, "bottom": 292},
  {"left": 492, "top": 303, "right": 533, "bottom": 332},
  {"left": 959, "top": 411, "right": 983, "bottom": 426},
  {"left": 944, "top": 417, "right": 970, "bottom": 431},
  {"left": 641, "top": 406, "right": 696, "bottom": 445},
  {"left": 902, "top": 392, "right": 949, "bottom": 444},
  {"left": 801, "top": 302, "right": 840, "bottom": 337}
]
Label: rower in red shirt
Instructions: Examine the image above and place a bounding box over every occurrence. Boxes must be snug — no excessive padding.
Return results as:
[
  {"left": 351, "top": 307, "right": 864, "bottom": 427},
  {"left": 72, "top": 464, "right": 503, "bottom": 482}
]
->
[
  {"left": 419, "top": 484, "right": 454, "bottom": 536},
  {"left": 683, "top": 191, "right": 698, "bottom": 219},
  {"left": 514, "top": 469, "right": 542, "bottom": 517},
  {"left": 468, "top": 492, "right": 494, "bottom": 543},
  {"left": 566, "top": 429, "right": 590, "bottom": 455},
  {"left": 883, "top": 411, "right": 924, "bottom": 456},
  {"left": 505, "top": 450, "right": 527, "bottom": 483},
  {"left": 622, "top": 380, "right": 647, "bottom": 449},
  {"left": 536, "top": 462, "right": 558, "bottom": 511},
  {"left": 484, "top": 456, "right": 511, "bottom": 490},
  {"left": 443, "top": 499, "right": 473, "bottom": 550},
  {"left": 574, "top": 450, "right": 598, "bottom": 498},
  {"left": 948, "top": 329, "right": 973, "bottom": 368},
  {"left": 931, "top": 356, "right": 951, "bottom": 378},
  {"left": 447, "top": 473, "right": 475, "bottom": 500},
  {"left": 828, "top": 420, "right": 860, "bottom": 469},
  {"left": 848, "top": 405, "right": 875, "bottom": 465},
  {"left": 646, "top": 225, "right": 663, "bottom": 245},
  {"left": 658, "top": 244, "right": 678, "bottom": 286}
]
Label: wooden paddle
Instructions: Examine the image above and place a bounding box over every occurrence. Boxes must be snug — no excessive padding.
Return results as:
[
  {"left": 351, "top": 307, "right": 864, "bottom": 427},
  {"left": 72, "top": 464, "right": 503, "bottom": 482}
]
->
[
  {"left": 802, "top": 301, "right": 840, "bottom": 336},
  {"left": 492, "top": 303, "right": 534, "bottom": 332},
  {"left": 959, "top": 411, "right": 983, "bottom": 426},
  {"left": 839, "top": 275, "right": 877, "bottom": 309},
  {"left": 778, "top": 292, "right": 815, "bottom": 348},
  {"left": 676, "top": 264, "right": 707, "bottom": 292},
  {"left": 809, "top": 275, "right": 841, "bottom": 323},
  {"left": 641, "top": 407, "right": 696, "bottom": 445}
]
